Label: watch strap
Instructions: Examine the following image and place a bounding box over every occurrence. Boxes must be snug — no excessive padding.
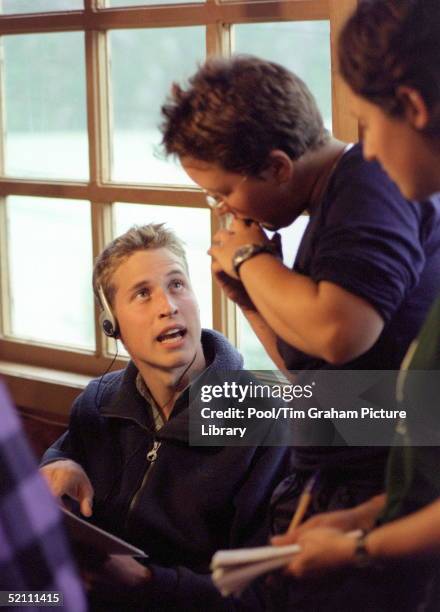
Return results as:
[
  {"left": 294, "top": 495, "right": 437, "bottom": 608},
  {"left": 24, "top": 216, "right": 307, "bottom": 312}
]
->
[{"left": 232, "top": 243, "right": 279, "bottom": 277}]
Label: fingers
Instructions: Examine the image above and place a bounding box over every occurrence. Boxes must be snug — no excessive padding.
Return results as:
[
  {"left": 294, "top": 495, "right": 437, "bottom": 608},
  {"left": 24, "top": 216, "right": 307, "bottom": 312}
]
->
[
  {"left": 285, "top": 557, "right": 308, "bottom": 579},
  {"left": 40, "top": 460, "right": 94, "bottom": 516},
  {"left": 41, "top": 461, "right": 73, "bottom": 497},
  {"left": 78, "top": 488, "right": 94, "bottom": 518},
  {"left": 271, "top": 515, "right": 320, "bottom": 546},
  {"left": 211, "top": 259, "right": 223, "bottom": 274},
  {"left": 271, "top": 532, "right": 297, "bottom": 546},
  {"left": 210, "top": 229, "right": 232, "bottom": 252},
  {"left": 75, "top": 472, "right": 94, "bottom": 517}
]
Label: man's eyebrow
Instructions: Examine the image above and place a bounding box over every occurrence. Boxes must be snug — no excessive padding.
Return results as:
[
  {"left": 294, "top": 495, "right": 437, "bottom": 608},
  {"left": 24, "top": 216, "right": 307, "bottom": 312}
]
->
[
  {"left": 128, "top": 279, "right": 151, "bottom": 294},
  {"left": 128, "top": 269, "right": 185, "bottom": 293},
  {"left": 166, "top": 268, "right": 186, "bottom": 277}
]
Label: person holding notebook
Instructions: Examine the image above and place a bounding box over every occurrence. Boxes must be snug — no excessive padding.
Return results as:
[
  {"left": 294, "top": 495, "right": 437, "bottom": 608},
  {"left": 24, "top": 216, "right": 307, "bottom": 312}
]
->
[
  {"left": 160, "top": 54, "right": 440, "bottom": 536},
  {"left": 40, "top": 223, "right": 290, "bottom": 610},
  {"left": 272, "top": 1, "right": 440, "bottom": 610}
]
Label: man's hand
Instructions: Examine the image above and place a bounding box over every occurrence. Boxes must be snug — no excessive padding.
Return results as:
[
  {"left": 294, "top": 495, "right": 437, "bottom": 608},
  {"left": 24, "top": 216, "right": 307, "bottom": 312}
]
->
[
  {"left": 272, "top": 508, "right": 360, "bottom": 547},
  {"left": 40, "top": 459, "right": 94, "bottom": 517},
  {"left": 209, "top": 218, "right": 270, "bottom": 278},
  {"left": 283, "top": 527, "right": 357, "bottom": 579},
  {"left": 212, "top": 259, "right": 256, "bottom": 311},
  {"left": 272, "top": 494, "right": 386, "bottom": 548},
  {"left": 82, "top": 556, "right": 152, "bottom": 605}
]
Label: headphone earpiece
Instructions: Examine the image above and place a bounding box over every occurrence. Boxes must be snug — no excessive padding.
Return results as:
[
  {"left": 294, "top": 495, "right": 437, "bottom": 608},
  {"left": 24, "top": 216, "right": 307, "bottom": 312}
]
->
[{"left": 97, "top": 285, "right": 119, "bottom": 338}]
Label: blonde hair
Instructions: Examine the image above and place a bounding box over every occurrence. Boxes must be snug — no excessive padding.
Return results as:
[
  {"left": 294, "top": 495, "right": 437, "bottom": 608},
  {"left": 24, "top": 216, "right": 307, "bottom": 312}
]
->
[{"left": 93, "top": 223, "right": 188, "bottom": 307}]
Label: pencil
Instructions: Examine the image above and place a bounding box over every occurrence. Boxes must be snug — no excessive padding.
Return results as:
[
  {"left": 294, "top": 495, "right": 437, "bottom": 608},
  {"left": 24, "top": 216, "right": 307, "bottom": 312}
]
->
[{"left": 286, "top": 470, "right": 320, "bottom": 535}]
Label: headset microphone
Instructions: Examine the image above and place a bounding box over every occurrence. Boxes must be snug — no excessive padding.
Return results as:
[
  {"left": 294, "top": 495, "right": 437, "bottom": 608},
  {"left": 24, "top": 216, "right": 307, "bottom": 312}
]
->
[{"left": 98, "top": 285, "right": 119, "bottom": 339}]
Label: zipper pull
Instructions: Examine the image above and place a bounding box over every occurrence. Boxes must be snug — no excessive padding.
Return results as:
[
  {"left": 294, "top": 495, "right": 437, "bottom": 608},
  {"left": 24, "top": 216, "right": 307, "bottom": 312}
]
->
[{"left": 146, "top": 440, "right": 161, "bottom": 463}]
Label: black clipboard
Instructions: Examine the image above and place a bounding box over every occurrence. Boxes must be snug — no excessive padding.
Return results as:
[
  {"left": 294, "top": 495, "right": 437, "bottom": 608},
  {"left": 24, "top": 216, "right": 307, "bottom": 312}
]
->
[{"left": 61, "top": 507, "right": 148, "bottom": 558}]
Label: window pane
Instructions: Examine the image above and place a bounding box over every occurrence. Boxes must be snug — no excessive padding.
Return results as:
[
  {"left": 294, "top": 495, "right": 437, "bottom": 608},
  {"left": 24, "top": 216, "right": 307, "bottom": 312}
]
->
[
  {"left": 109, "top": 27, "right": 204, "bottom": 185},
  {"left": 113, "top": 204, "right": 212, "bottom": 329},
  {"left": 6, "top": 196, "right": 95, "bottom": 350},
  {"left": 0, "top": 0, "right": 82, "bottom": 13},
  {"left": 238, "top": 216, "right": 309, "bottom": 369},
  {"left": 3, "top": 32, "right": 89, "bottom": 180},
  {"left": 234, "top": 21, "right": 332, "bottom": 129}
]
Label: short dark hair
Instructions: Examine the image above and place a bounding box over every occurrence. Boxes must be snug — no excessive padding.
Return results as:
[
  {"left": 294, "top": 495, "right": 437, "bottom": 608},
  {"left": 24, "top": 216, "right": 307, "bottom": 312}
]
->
[
  {"left": 160, "top": 55, "right": 329, "bottom": 175},
  {"left": 339, "top": 0, "right": 440, "bottom": 135}
]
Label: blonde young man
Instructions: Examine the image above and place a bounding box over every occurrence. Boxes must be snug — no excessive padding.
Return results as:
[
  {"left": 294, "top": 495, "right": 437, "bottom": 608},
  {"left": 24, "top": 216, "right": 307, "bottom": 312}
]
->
[{"left": 41, "top": 224, "right": 289, "bottom": 610}]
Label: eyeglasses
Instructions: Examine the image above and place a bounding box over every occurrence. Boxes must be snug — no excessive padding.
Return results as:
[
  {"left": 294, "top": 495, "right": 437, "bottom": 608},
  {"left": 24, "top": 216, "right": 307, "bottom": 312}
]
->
[{"left": 203, "top": 175, "right": 248, "bottom": 211}]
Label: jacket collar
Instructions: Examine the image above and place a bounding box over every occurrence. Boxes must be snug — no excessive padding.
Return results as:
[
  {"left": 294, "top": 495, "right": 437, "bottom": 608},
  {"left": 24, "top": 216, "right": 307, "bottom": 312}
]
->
[{"left": 100, "top": 329, "right": 243, "bottom": 442}]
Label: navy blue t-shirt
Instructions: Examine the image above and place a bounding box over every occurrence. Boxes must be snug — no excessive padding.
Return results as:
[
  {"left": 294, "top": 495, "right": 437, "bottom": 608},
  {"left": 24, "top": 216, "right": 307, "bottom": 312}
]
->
[
  {"left": 276, "top": 144, "right": 440, "bottom": 469},
  {"left": 278, "top": 143, "right": 440, "bottom": 372}
]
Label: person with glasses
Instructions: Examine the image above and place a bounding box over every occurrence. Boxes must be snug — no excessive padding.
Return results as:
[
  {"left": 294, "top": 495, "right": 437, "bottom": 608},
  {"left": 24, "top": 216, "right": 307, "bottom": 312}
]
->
[
  {"left": 161, "top": 55, "right": 439, "bottom": 379},
  {"left": 268, "top": 2, "right": 440, "bottom": 610},
  {"left": 160, "top": 54, "right": 440, "bottom": 608}
]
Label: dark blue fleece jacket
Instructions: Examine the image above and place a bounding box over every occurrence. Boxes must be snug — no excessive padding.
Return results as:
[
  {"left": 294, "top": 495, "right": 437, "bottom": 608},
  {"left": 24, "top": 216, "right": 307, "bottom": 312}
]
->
[{"left": 42, "top": 329, "right": 290, "bottom": 611}]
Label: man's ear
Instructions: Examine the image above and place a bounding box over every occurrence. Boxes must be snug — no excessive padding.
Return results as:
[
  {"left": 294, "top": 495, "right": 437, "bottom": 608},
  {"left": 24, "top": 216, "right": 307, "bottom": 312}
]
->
[
  {"left": 397, "top": 86, "right": 430, "bottom": 130},
  {"left": 264, "top": 150, "right": 294, "bottom": 184}
]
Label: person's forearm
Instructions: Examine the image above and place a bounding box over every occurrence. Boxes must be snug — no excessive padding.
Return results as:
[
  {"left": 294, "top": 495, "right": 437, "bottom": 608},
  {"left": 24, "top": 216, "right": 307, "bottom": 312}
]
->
[
  {"left": 352, "top": 494, "right": 386, "bottom": 531},
  {"left": 239, "top": 254, "right": 381, "bottom": 364},
  {"left": 366, "top": 498, "right": 440, "bottom": 561},
  {"left": 239, "top": 255, "right": 324, "bottom": 357},
  {"left": 242, "top": 309, "right": 287, "bottom": 369}
]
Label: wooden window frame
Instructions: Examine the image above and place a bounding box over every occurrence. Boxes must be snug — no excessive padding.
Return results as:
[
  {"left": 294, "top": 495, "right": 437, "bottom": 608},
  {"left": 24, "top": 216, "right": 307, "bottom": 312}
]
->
[{"left": 0, "top": 0, "right": 358, "bottom": 412}]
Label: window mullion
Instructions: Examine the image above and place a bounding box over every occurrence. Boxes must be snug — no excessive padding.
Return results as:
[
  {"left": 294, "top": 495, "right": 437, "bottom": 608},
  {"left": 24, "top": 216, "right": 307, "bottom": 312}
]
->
[
  {"left": 205, "top": 15, "right": 237, "bottom": 345},
  {"left": 329, "top": 0, "right": 358, "bottom": 142},
  {"left": 0, "top": 36, "right": 5, "bottom": 176},
  {"left": 0, "top": 36, "right": 9, "bottom": 339},
  {"left": 206, "top": 20, "right": 231, "bottom": 57},
  {"left": 91, "top": 201, "right": 113, "bottom": 358},
  {"left": 85, "top": 1, "right": 114, "bottom": 359},
  {"left": 85, "top": 29, "right": 112, "bottom": 184},
  {"left": 0, "top": 197, "right": 11, "bottom": 338}
]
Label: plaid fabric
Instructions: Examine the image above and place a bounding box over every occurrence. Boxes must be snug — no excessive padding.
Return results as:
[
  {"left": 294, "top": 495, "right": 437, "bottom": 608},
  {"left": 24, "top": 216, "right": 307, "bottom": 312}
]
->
[
  {"left": 0, "top": 381, "right": 87, "bottom": 611},
  {"left": 135, "top": 372, "right": 165, "bottom": 431}
]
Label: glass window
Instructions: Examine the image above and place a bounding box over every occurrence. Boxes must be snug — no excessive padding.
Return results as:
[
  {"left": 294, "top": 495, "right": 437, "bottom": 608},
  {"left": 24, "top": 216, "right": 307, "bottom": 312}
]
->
[
  {"left": 113, "top": 203, "right": 212, "bottom": 328},
  {"left": 2, "top": 32, "right": 89, "bottom": 180},
  {"left": 234, "top": 21, "right": 332, "bottom": 129},
  {"left": 0, "top": 0, "right": 82, "bottom": 13},
  {"left": 238, "top": 216, "right": 309, "bottom": 369},
  {"left": 108, "top": 27, "right": 204, "bottom": 185},
  {"left": 5, "top": 196, "right": 95, "bottom": 350}
]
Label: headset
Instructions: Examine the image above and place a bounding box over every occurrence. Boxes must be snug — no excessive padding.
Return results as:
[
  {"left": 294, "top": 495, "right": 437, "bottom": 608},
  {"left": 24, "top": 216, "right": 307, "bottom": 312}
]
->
[{"left": 97, "top": 285, "right": 120, "bottom": 338}]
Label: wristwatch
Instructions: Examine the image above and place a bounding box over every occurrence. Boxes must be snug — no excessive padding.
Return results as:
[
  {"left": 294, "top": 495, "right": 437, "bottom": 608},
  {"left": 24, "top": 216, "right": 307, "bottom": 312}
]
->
[
  {"left": 353, "top": 531, "right": 372, "bottom": 568},
  {"left": 232, "top": 243, "right": 279, "bottom": 277}
]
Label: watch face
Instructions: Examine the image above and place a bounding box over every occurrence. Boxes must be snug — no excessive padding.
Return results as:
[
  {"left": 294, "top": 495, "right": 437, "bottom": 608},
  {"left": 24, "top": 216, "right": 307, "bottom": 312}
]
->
[
  {"left": 232, "top": 243, "right": 267, "bottom": 276},
  {"left": 234, "top": 244, "right": 259, "bottom": 266},
  {"left": 240, "top": 245, "right": 256, "bottom": 258}
]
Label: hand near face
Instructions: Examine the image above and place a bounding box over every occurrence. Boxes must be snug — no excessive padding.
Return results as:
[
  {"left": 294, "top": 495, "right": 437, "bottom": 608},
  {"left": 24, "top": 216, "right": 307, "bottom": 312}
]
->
[
  {"left": 211, "top": 259, "right": 256, "bottom": 312},
  {"left": 40, "top": 459, "right": 94, "bottom": 517},
  {"left": 209, "top": 218, "right": 269, "bottom": 278},
  {"left": 82, "top": 555, "right": 152, "bottom": 605}
]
